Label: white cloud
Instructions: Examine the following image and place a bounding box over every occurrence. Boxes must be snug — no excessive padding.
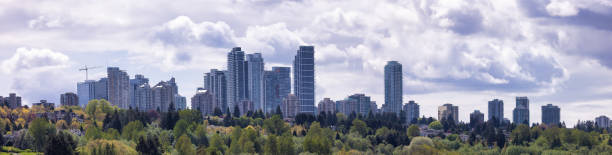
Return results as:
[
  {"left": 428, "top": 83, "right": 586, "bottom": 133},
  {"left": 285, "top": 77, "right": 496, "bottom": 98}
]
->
[
  {"left": 153, "top": 16, "right": 236, "bottom": 47},
  {"left": 546, "top": 0, "right": 580, "bottom": 17},
  {"left": 2, "top": 47, "right": 70, "bottom": 73}
]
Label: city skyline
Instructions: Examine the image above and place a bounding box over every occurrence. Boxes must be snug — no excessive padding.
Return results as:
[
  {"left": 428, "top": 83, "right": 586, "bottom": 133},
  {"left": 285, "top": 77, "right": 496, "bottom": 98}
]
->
[{"left": 1, "top": 0, "right": 612, "bottom": 126}]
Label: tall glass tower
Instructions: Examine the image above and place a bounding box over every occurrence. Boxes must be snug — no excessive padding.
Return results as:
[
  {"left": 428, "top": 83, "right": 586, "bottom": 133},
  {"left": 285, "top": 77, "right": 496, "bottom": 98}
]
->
[
  {"left": 513, "top": 96, "right": 530, "bottom": 125},
  {"left": 384, "top": 61, "right": 402, "bottom": 115},
  {"left": 247, "top": 53, "right": 265, "bottom": 112},
  {"left": 293, "top": 46, "right": 315, "bottom": 114},
  {"left": 227, "top": 47, "right": 248, "bottom": 113}
]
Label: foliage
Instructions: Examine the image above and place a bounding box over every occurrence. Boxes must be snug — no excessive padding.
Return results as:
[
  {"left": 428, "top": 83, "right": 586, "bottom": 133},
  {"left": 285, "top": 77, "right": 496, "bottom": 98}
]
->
[
  {"left": 407, "top": 125, "right": 420, "bottom": 138},
  {"left": 121, "top": 120, "right": 144, "bottom": 141},
  {"left": 429, "top": 121, "right": 443, "bottom": 130},
  {"left": 136, "top": 135, "right": 161, "bottom": 155},
  {"left": 82, "top": 139, "right": 138, "bottom": 155},
  {"left": 44, "top": 131, "right": 77, "bottom": 155},
  {"left": 28, "top": 118, "right": 55, "bottom": 151},
  {"left": 303, "top": 122, "right": 333, "bottom": 155},
  {"left": 175, "top": 134, "right": 196, "bottom": 155}
]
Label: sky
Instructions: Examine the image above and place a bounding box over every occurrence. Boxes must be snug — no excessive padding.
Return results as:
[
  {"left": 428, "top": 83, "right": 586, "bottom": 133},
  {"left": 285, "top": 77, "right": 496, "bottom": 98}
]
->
[{"left": 1, "top": 0, "right": 611, "bottom": 126}]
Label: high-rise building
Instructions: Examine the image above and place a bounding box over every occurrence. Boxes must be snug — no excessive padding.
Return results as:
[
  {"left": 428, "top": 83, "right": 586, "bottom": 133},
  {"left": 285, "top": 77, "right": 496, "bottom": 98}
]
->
[
  {"left": 438, "top": 103, "right": 459, "bottom": 123},
  {"left": 77, "top": 80, "right": 96, "bottom": 107},
  {"left": 263, "top": 67, "right": 291, "bottom": 114},
  {"left": 370, "top": 101, "right": 379, "bottom": 114},
  {"left": 317, "top": 98, "right": 335, "bottom": 114},
  {"left": 94, "top": 78, "right": 108, "bottom": 100},
  {"left": 470, "top": 110, "right": 485, "bottom": 125},
  {"left": 247, "top": 53, "right": 265, "bottom": 112},
  {"left": 6, "top": 93, "right": 22, "bottom": 109},
  {"left": 282, "top": 94, "right": 299, "bottom": 119},
  {"left": 191, "top": 88, "right": 215, "bottom": 116},
  {"left": 541, "top": 104, "right": 560, "bottom": 125},
  {"left": 595, "top": 115, "right": 610, "bottom": 128},
  {"left": 513, "top": 97, "right": 530, "bottom": 125},
  {"left": 337, "top": 94, "right": 372, "bottom": 116},
  {"left": 134, "top": 83, "right": 152, "bottom": 111},
  {"left": 293, "top": 46, "right": 315, "bottom": 114},
  {"left": 227, "top": 47, "right": 248, "bottom": 113},
  {"left": 204, "top": 69, "right": 227, "bottom": 111},
  {"left": 129, "top": 74, "right": 149, "bottom": 109},
  {"left": 488, "top": 99, "right": 504, "bottom": 122},
  {"left": 403, "top": 100, "right": 419, "bottom": 124},
  {"left": 175, "top": 95, "right": 187, "bottom": 110},
  {"left": 107, "top": 67, "right": 130, "bottom": 109},
  {"left": 152, "top": 80, "right": 176, "bottom": 112},
  {"left": 239, "top": 100, "right": 254, "bottom": 116},
  {"left": 383, "top": 61, "right": 403, "bottom": 115},
  {"left": 60, "top": 92, "right": 79, "bottom": 107},
  {"left": 33, "top": 100, "right": 54, "bottom": 108}
]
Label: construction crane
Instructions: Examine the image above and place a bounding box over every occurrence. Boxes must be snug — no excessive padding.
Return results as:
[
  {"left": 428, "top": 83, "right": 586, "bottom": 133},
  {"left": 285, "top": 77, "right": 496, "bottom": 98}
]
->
[{"left": 79, "top": 65, "right": 101, "bottom": 81}]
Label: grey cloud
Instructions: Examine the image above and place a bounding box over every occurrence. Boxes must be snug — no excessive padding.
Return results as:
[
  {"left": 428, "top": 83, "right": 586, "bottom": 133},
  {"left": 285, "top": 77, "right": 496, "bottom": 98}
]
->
[
  {"left": 447, "top": 9, "right": 484, "bottom": 35},
  {"left": 153, "top": 16, "right": 235, "bottom": 48}
]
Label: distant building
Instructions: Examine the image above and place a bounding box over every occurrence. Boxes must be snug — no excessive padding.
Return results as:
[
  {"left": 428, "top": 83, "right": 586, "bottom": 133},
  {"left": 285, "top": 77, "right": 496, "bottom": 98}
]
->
[
  {"left": 317, "top": 98, "right": 335, "bottom": 114},
  {"left": 513, "top": 97, "right": 530, "bottom": 125},
  {"left": 541, "top": 104, "right": 560, "bottom": 125},
  {"left": 77, "top": 78, "right": 108, "bottom": 108},
  {"left": 33, "top": 100, "right": 54, "bottom": 109},
  {"left": 247, "top": 53, "right": 265, "bottom": 112},
  {"left": 596, "top": 115, "right": 610, "bottom": 128},
  {"left": 264, "top": 67, "right": 291, "bottom": 114},
  {"left": 370, "top": 101, "right": 379, "bottom": 114},
  {"left": 438, "top": 103, "right": 459, "bottom": 123},
  {"left": 152, "top": 79, "right": 177, "bottom": 112},
  {"left": 175, "top": 95, "right": 187, "bottom": 110},
  {"left": 294, "top": 46, "right": 316, "bottom": 114},
  {"left": 282, "top": 94, "right": 299, "bottom": 119},
  {"left": 129, "top": 74, "right": 149, "bottom": 109},
  {"left": 470, "top": 110, "right": 485, "bottom": 125},
  {"left": 403, "top": 101, "right": 420, "bottom": 124},
  {"left": 6, "top": 93, "right": 22, "bottom": 109},
  {"left": 107, "top": 67, "right": 130, "bottom": 109},
  {"left": 383, "top": 61, "right": 403, "bottom": 115},
  {"left": 239, "top": 100, "right": 254, "bottom": 116},
  {"left": 488, "top": 99, "right": 504, "bottom": 122},
  {"left": 191, "top": 88, "right": 215, "bottom": 116},
  {"left": 60, "top": 92, "right": 78, "bottom": 107},
  {"left": 337, "top": 94, "right": 372, "bottom": 116},
  {"left": 227, "top": 47, "right": 248, "bottom": 114},
  {"left": 204, "top": 69, "right": 227, "bottom": 111},
  {"left": 134, "top": 82, "right": 152, "bottom": 111}
]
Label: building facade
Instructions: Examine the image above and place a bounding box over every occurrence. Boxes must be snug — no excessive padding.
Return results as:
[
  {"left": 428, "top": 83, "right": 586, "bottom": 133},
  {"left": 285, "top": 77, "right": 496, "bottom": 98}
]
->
[
  {"left": 596, "top": 115, "right": 610, "bottom": 128},
  {"left": 247, "top": 53, "right": 265, "bottom": 112},
  {"left": 204, "top": 69, "right": 227, "bottom": 111},
  {"left": 107, "top": 67, "right": 130, "bottom": 109},
  {"left": 438, "top": 103, "right": 459, "bottom": 123},
  {"left": 264, "top": 67, "right": 291, "bottom": 114},
  {"left": 134, "top": 83, "right": 152, "bottom": 111},
  {"left": 129, "top": 74, "right": 149, "bottom": 109},
  {"left": 404, "top": 100, "right": 420, "bottom": 124},
  {"left": 317, "top": 98, "right": 335, "bottom": 114},
  {"left": 383, "top": 61, "right": 403, "bottom": 115},
  {"left": 227, "top": 47, "right": 248, "bottom": 114},
  {"left": 293, "top": 46, "right": 316, "bottom": 114},
  {"left": 513, "top": 97, "right": 530, "bottom": 125},
  {"left": 60, "top": 92, "right": 79, "bottom": 107},
  {"left": 541, "top": 104, "right": 560, "bottom": 125},
  {"left": 5, "top": 93, "right": 22, "bottom": 109},
  {"left": 488, "top": 99, "right": 504, "bottom": 122},
  {"left": 152, "top": 80, "right": 176, "bottom": 112},
  {"left": 191, "top": 88, "right": 215, "bottom": 116},
  {"left": 470, "top": 110, "right": 485, "bottom": 125},
  {"left": 282, "top": 94, "right": 299, "bottom": 119}
]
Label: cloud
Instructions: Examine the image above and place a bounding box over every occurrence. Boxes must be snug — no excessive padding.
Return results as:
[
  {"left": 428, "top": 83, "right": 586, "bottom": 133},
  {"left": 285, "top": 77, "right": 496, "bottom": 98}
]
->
[
  {"left": 153, "top": 16, "right": 236, "bottom": 48},
  {"left": 238, "top": 23, "right": 305, "bottom": 64},
  {"left": 1, "top": 48, "right": 77, "bottom": 104},
  {"left": 546, "top": 0, "right": 579, "bottom": 17},
  {"left": 28, "top": 15, "right": 64, "bottom": 29}
]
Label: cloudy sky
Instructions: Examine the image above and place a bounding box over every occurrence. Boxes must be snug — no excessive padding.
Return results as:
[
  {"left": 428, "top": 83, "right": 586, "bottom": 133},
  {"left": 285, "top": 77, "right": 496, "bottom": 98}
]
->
[{"left": 1, "top": 0, "right": 611, "bottom": 126}]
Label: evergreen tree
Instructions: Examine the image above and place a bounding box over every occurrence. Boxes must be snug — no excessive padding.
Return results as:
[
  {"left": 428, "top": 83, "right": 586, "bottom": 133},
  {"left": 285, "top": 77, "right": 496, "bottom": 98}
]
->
[
  {"left": 233, "top": 105, "right": 241, "bottom": 118},
  {"left": 213, "top": 107, "right": 223, "bottom": 117},
  {"left": 44, "top": 131, "right": 76, "bottom": 155}
]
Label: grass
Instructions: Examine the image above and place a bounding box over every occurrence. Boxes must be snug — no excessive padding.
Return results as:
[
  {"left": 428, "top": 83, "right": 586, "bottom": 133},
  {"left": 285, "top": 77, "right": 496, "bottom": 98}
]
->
[{"left": 0, "top": 146, "right": 40, "bottom": 154}]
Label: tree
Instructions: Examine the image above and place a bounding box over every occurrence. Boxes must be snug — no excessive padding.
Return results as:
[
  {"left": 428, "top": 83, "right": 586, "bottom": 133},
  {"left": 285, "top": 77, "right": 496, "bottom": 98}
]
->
[
  {"left": 175, "top": 134, "right": 196, "bottom": 155},
  {"left": 428, "top": 121, "right": 443, "bottom": 130},
  {"left": 511, "top": 124, "right": 531, "bottom": 145},
  {"left": 303, "top": 122, "right": 332, "bottom": 155},
  {"left": 136, "top": 135, "right": 161, "bottom": 155},
  {"left": 28, "top": 118, "right": 55, "bottom": 151},
  {"left": 350, "top": 119, "right": 368, "bottom": 137},
  {"left": 193, "top": 124, "right": 208, "bottom": 147},
  {"left": 213, "top": 107, "right": 223, "bottom": 117},
  {"left": 233, "top": 105, "right": 241, "bottom": 117},
  {"left": 264, "top": 134, "right": 279, "bottom": 155},
  {"left": 275, "top": 105, "right": 282, "bottom": 118},
  {"left": 179, "top": 109, "right": 203, "bottom": 123},
  {"left": 122, "top": 120, "right": 144, "bottom": 141},
  {"left": 263, "top": 115, "right": 288, "bottom": 135},
  {"left": 44, "top": 131, "right": 76, "bottom": 155},
  {"left": 407, "top": 125, "right": 420, "bottom": 138},
  {"left": 278, "top": 133, "right": 295, "bottom": 154},
  {"left": 173, "top": 119, "right": 189, "bottom": 139},
  {"left": 206, "top": 133, "right": 226, "bottom": 155}
]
